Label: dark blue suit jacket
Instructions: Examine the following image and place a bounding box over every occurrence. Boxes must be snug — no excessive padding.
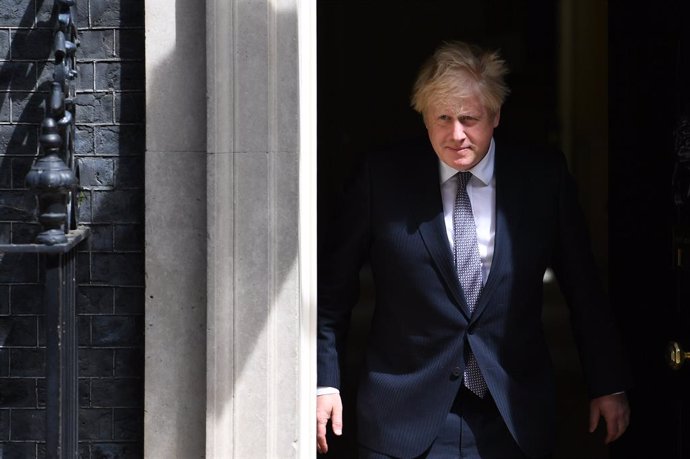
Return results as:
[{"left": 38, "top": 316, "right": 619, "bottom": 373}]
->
[{"left": 317, "top": 140, "right": 629, "bottom": 458}]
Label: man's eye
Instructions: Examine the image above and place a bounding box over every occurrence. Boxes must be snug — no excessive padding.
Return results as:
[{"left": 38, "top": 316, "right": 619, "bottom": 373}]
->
[
  {"left": 459, "top": 116, "right": 479, "bottom": 125},
  {"left": 438, "top": 115, "right": 451, "bottom": 121}
]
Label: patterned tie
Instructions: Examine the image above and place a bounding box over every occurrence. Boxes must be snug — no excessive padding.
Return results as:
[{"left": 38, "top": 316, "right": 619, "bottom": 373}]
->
[{"left": 453, "top": 171, "right": 488, "bottom": 398}]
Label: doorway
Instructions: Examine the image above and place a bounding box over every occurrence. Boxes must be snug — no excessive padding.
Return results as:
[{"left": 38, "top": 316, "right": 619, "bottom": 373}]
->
[{"left": 317, "top": 1, "right": 610, "bottom": 458}]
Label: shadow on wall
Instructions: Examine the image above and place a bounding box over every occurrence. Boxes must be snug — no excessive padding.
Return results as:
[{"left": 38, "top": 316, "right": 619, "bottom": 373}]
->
[
  {"left": 143, "top": 0, "right": 207, "bottom": 454},
  {"left": 0, "top": 0, "right": 55, "bottom": 246},
  {"left": 0, "top": 0, "right": 147, "bottom": 456},
  {"left": 0, "top": 2, "right": 68, "bottom": 457},
  {"left": 74, "top": 0, "right": 146, "bottom": 457},
  {"left": 0, "top": 4, "right": 58, "bottom": 334}
]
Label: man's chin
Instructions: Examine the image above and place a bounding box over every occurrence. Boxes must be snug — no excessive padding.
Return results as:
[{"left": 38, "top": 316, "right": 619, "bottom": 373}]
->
[{"left": 450, "top": 157, "right": 477, "bottom": 171}]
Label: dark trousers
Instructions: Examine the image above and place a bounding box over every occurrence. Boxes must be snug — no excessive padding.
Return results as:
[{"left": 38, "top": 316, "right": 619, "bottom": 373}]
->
[{"left": 359, "top": 385, "right": 527, "bottom": 459}]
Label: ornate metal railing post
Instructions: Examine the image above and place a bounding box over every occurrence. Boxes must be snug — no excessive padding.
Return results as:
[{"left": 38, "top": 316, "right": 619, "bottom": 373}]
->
[
  {"left": 0, "top": 1, "right": 85, "bottom": 458},
  {"left": 25, "top": 118, "right": 76, "bottom": 245}
]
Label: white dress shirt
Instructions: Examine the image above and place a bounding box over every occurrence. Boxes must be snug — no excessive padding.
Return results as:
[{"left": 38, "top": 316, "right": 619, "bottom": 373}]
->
[{"left": 439, "top": 138, "right": 497, "bottom": 285}]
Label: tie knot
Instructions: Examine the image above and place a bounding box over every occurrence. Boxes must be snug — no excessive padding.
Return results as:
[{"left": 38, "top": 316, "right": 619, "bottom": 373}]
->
[{"left": 457, "top": 171, "right": 472, "bottom": 190}]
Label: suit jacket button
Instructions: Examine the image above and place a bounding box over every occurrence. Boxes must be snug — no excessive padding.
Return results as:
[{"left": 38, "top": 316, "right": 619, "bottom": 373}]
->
[{"left": 451, "top": 367, "right": 462, "bottom": 378}]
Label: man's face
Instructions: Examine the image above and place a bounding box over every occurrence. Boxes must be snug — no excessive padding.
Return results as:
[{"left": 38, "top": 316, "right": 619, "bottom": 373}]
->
[{"left": 424, "top": 94, "right": 500, "bottom": 171}]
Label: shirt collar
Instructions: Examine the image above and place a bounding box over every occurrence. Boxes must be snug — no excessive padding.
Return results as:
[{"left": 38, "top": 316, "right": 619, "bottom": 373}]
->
[{"left": 439, "top": 137, "right": 495, "bottom": 186}]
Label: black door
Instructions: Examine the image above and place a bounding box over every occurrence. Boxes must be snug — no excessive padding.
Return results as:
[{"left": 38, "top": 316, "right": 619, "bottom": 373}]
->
[{"left": 609, "top": 2, "right": 690, "bottom": 458}]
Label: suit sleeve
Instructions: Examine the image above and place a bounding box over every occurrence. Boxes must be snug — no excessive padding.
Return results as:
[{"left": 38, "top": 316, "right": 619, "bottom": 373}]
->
[
  {"left": 317, "top": 158, "right": 372, "bottom": 389},
  {"left": 550, "top": 153, "right": 633, "bottom": 398}
]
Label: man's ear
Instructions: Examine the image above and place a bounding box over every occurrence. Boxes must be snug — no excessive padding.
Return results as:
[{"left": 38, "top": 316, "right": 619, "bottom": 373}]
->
[{"left": 492, "top": 108, "right": 501, "bottom": 128}]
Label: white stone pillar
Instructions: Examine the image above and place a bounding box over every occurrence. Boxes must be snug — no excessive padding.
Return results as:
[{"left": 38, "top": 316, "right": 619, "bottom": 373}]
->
[
  {"left": 145, "top": 0, "right": 316, "bottom": 456},
  {"left": 206, "top": 0, "right": 316, "bottom": 456},
  {"left": 144, "top": 0, "right": 208, "bottom": 458}
]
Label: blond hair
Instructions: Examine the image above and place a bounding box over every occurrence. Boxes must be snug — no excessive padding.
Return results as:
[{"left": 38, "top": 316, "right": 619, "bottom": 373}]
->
[{"left": 411, "top": 41, "right": 510, "bottom": 117}]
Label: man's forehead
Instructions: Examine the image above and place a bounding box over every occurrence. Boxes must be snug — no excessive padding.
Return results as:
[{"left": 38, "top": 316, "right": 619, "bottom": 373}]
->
[{"left": 428, "top": 96, "right": 485, "bottom": 114}]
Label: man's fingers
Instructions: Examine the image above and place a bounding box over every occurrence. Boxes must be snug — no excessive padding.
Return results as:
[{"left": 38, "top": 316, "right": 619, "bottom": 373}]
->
[
  {"left": 316, "top": 410, "right": 331, "bottom": 453},
  {"left": 588, "top": 403, "right": 600, "bottom": 433},
  {"left": 331, "top": 397, "right": 343, "bottom": 436},
  {"left": 604, "top": 415, "right": 618, "bottom": 444},
  {"left": 316, "top": 418, "right": 329, "bottom": 454},
  {"left": 604, "top": 403, "right": 631, "bottom": 444},
  {"left": 589, "top": 393, "right": 630, "bottom": 444},
  {"left": 316, "top": 393, "right": 344, "bottom": 454}
]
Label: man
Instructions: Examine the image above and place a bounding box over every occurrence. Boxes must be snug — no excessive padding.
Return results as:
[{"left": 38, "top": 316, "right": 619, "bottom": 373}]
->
[{"left": 317, "top": 41, "right": 630, "bottom": 458}]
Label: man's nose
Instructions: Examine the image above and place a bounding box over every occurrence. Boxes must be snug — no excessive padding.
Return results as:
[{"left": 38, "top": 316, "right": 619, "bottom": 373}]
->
[{"left": 451, "top": 120, "right": 466, "bottom": 140}]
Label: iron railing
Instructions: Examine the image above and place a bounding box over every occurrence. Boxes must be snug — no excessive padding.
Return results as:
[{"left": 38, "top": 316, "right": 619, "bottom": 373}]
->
[{"left": 0, "top": 1, "right": 87, "bottom": 457}]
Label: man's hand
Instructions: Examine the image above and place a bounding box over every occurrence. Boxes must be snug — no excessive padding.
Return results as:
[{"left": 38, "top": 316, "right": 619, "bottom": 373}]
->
[
  {"left": 589, "top": 392, "right": 630, "bottom": 444},
  {"left": 317, "top": 393, "right": 343, "bottom": 454}
]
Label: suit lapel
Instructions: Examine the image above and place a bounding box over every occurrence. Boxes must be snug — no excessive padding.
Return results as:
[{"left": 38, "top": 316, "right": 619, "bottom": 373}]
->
[
  {"left": 413, "top": 145, "right": 472, "bottom": 319},
  {"left": 411, "top": 142, "right": 524, "bottom": 320},
  {"left": 418, "top": 209, "right": 471, "bottom": 318},
  {"left": 471, "top": 146, "right": 521, "bottom": 321}
]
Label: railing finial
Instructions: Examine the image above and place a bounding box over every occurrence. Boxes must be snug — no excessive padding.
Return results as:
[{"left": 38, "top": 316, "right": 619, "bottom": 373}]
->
[{"left": 25, "top": 118, "right": 76, "bottom": 245}]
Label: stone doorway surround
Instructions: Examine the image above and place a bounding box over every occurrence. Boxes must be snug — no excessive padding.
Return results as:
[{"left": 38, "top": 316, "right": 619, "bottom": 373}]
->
[{"left": 144, "top": 0, "right": 316, "bottom": 457}]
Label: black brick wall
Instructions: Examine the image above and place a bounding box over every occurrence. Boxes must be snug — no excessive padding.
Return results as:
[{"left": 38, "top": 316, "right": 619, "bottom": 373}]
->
[{"left": 0, "top": 1, "right": 145, "bottom": 457}]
